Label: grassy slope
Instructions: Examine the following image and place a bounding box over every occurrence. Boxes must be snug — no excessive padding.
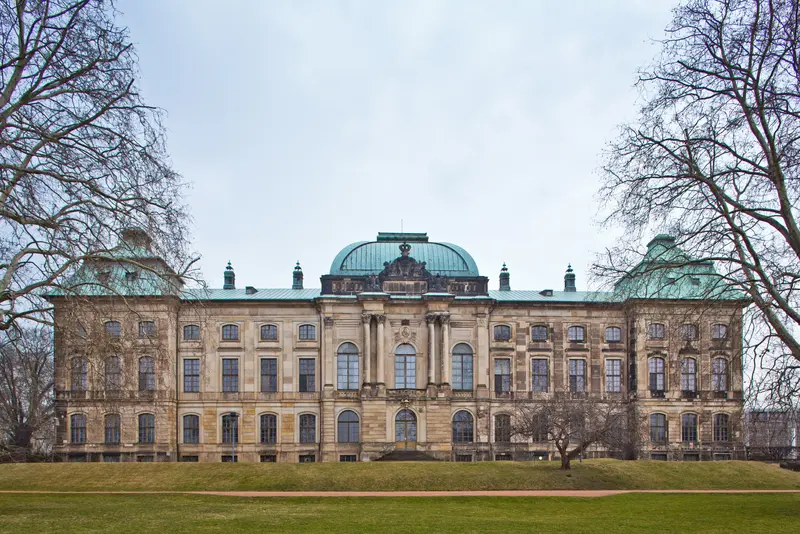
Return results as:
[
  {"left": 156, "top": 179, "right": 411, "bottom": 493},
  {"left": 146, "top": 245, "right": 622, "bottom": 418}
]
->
[
  {"left": 1, "top": 460, "right": 799, "bottom": 491},
  {"left": 1, "top": 493, "right": 799, "bottom": 533}
]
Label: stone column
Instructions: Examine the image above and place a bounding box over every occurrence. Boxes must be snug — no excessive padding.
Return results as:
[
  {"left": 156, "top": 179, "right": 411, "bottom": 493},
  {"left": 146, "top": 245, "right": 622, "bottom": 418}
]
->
[
  {"left": 441, "top": 314, "right": 451, "bottom": 385},
  {"left": 376, "top": 314, "right": 386, "bottom": 386},
  {"left": 426, "top": 314, "right": 437, "bottom": 385},
  {"left": 362, "top": 314, "right": 372, "bottom": 385}
]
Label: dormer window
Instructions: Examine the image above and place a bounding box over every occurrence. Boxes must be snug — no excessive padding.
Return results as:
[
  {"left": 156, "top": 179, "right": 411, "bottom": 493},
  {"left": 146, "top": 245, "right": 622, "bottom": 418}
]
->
[
  {"left": 125, "top": 271, "right": 138, "bottom": 282},
  {"left": 568, "top": 326, "right": 585, "bottom": 343},
  {"left": 493, "top": 325, "right": 511, "bottom": 342},
  {"left": 261, "top": 324, "right": 278, "bottom": 341},
  {"left": 221, "top": 324, "right": 239, "bottom": 341}
]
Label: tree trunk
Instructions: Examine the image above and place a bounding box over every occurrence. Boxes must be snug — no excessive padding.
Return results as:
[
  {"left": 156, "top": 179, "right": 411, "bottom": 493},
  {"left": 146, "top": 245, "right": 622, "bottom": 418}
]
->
[{"left": 561, "top": 455, "right": 571, "bottom": 470}]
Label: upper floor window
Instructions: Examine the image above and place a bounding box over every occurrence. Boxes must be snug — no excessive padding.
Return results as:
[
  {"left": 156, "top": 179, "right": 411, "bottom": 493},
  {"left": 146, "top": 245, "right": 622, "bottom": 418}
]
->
[
  {"left": 260, "top": 358, "right": 278, "bottom": 393},
  {"left": 183, "top": 414, "right": 199, "bottom": 444},
  {"left": 337, "top": 410, "right": 360, "bottom": 443},
  {"left": 221, "top": 324, "right": 239, "bottom": 341},
  {"left": 299, "top": 358, "right": 316, "bottom": 392},
  {"left": 648, "top": 323, "right": 665, "bottom": 340},
  {"left": 493, "top": 325, "right": 511, "bottom": 342},
  {"left": 494, "top": 358, "right": 511, "bottom": 394},
  {"left": 104, "top": 320, "right": 121, "bottom": 338},
  {"left": 531, "top": 359, "right": 548, "bottom": 393},
  {"left": 605, "top": 326, "right": 622, "bottom": 343},
  {"left": 712, "top": 358, "right": 729, "bottom": 391},
  {"left": 451, "top": 343, "right": 473, "bottom": 391},
  {"left": 105, "top": 356, "right": 122, "bottom": 390},
  {"left": 221, "top": 413, "right": 239, "bottom": 444},
  {"left": 452, "top": 411, "right": 474, "bottom": 443},
  {"left": 337, "top": 343, "right": 359, "bottom": 391},
  {"left": 138, "top": 321, "right": 156, "bottom": 338},
  {"left": 681, "top": 358, "right": 697, "bottom": 392},
  {"left": 222, "top": 358, "right": 239, "bottom": 393},
  {"left": 394, "top": 344, "right": 416, "bottom": 389},
  {"left": 680, "top": 324, "right": 698, "bottom": 341},
  {"left": 299, "top": 324, "right": 316, "bottom": 340},
  {"left": 569, "top": 359, "right": 586, "bottom": 392},
  {"left": 650, "top": 413, "right": 667, "bottom": 443},
  {"left": 494, "top": 414, "right": 511, "bottom": 443},
  {"left": 184, "top": 359, "right": 200, "bottom": 393},
  {"left": 260, "top": 413, "right": 277, "bottom": 444},
  {"left": 138, "top": 413, "right": 155, "bottom": 443},
  {"left": 183, "top": 324, "right": 200, "bottom": 341},
  {"left": 711, "top": 324, "right": 728, "bottom": 340},
  {"left": 71, "top": 357, "right": 88, "bottom": 392},
  {"left": 681, "top": 413, "right": 698, "bottom": 443},
  {"left": 299, "top": 414, "right": 316, "bottom": 443},
  {"left": 713, "top": 413, "right": 729, "bottom": 442},
  {"left": 567, "top": 326, "right": 585, "bottom": 343},
  {"left": 649, "top": 357, "right": 665, "bottom": 393},
  {"left": 605, "top": 359, "right": 622, "bottom": 393},
  {"left": 531, "top": 325, "right": 548, "bottom": 342},
  {"left": 138, "top": 357, "right": 155, "bottom": 391},
  {"left": 104, "top": 413, "right": 120, "bottom": 444},
  {"left": 70, "top": 413, "right": 86, "bottom": 444},
  {"left": 260, "top": 324, "right": 278, "bottom": 341}
]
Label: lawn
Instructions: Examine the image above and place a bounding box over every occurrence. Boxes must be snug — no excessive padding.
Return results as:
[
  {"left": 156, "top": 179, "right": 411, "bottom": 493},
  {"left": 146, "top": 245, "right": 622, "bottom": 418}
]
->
[
  {"left": 0, "top": 493, "right": 798, "bottom": 533},
  {"left": 1, "top": 460, "right": 799, "bottom": 492}
]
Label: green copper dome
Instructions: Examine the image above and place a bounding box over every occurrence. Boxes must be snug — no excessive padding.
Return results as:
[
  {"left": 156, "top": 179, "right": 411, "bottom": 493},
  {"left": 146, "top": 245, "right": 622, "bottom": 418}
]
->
[{"left": 329, "top": 232, "right": 480, "bottom": 277}]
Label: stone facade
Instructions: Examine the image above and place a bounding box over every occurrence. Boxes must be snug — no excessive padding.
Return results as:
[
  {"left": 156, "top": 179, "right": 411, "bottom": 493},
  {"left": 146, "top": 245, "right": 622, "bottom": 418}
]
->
[{"left": 51, "top": 232, "right": 746, "bottom": 462}]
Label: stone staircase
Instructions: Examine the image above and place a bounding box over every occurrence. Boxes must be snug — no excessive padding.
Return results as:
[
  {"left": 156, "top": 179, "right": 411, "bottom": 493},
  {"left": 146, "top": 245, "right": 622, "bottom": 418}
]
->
[{"left": 376, "top": 449, "right": 439, "bottom": 461}]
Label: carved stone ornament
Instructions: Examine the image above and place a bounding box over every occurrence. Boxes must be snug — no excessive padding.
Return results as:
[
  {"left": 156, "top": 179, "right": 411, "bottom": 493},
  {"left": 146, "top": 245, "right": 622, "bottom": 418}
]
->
[
  {"left": 399, "top": 397, "right": 413, "bottom": 409},
  {"left": 375, "top": 314, "right": 386, "bottom": 324},
  {"left": 361, "top": 313, "right": 372, "bottom": 324},
  {"left": 324, "top": 317, "right": 334, "bottom": 328},
  {"left": 439, "top": 314, "right": 450, "bottom": 325},
  {"left": 425, "top": 314, "right": 438, "bottom": 324},
  {"left": 477, "top": 316, "right": 488, "bottom": 328},
  {"left": 381, "top": 244, "right": 428, "bottom": 279},
  {"left": 394, "top": 325, "right": 416, "bottom": 344}
]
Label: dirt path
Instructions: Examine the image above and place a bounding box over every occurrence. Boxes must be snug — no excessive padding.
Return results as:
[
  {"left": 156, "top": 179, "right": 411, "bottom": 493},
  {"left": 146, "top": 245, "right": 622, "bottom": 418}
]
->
[{"left": 1, "top": 489, "right": 799, "bottom": 498}]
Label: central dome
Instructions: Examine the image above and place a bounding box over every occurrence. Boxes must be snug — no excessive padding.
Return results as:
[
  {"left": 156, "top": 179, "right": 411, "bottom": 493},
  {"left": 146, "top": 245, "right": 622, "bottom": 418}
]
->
[{"left": 329, "top": 232, "right": 480, "bottom": 278}]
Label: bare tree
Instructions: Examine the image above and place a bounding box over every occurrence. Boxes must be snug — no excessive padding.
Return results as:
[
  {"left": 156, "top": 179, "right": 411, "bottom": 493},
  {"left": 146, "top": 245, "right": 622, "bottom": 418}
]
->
[
  {"left": 512, "top": 395, "right": 629, "bottom": 470},
  {"left": 597, "top": 0, "right": 800, "bottom": 405},
  {"left": 0, "top": 0, "right": 196, "bottom": 331},
  {"left": 0, "top": 324, "right": 53, "bottom": 461}
]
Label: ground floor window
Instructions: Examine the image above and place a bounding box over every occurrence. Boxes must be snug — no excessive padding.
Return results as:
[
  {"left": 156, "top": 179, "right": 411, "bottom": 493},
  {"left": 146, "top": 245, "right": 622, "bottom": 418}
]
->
[
  {"left": 682, "top": 453, "right": 700, "bottom": 462},
  {"left": 69, "top": 454, "right": 86, "bottom": 462},
  {"left": 260, "top": 455, "right": 277, "bottom": 463},
  {"left": 495, "top": 454, "right": 513, "bottom": 461},
  {"left": 454, "top": 454, "right": 472, "bottom": 462},
  {"left": 102, "top": 454, "right": 120, "bottom": 463},
  {"left": 339, "top": 455, "right": 357, "bottom": 462},
  {"left": 650, "top": 453, "right": 667, "bottom": 461},
  {"left": 137, "top": 455, "right": 154, "bottom": 462},
  {"left": 299, "top": 454, "right": 316, "bottom": 463},
  {"left": 713, "top": 453, "right": 732, "bottom": 461},
  {"left": 181, "top": 456, "right": 199, "bottom": 462},
  {"left": 221, "top": 455, "right": 238, "bottom": 462}
]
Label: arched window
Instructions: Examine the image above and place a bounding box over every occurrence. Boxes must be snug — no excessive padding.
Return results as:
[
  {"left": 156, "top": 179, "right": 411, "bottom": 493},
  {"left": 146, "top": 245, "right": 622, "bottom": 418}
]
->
[
  {"left": 451, "top": 343, "right": 473, "bottom": 391},
  {"left": 713, "top": 413, "right": 729, "bottom": 442},
  {"left": 104, "top": 320, "right": 121, "bottom": 338},
  {"left": 394, "top": 344, "right": 416, "bottom": 389},
  {"left": 495, "top": 414, "right": 511, "bottom": 443},
  {"left": 105, "top": 356, "right": 121, "bottom": 390},
  {"left": 649, "top": 357, "right": 665, "bottom": 393},
  {"left": 138, "top": 413, "right": 155, "bottom": 443},
  {"left": 568, "top": 325, "right": 585, "bottom": 342},
  {"left": 183, "top": 324, "right": 200, "bottom": 341},
  {"left": 712, "top": 358, "right": 728, "bottom": 391},
  {"left": 138, "top": 357, "right": 155, "bottom": 391},
  {"left": 680, "top": 324, "right": 698, "bottom": 340},
  {"left": 395, "top": 409, "right": 417, "bottom": 444},
  {"left": 183, "top": 414, "right": 199, "bottom": 444},
  {"left": 493, "top": 325, "right": 511, "bottom": 341},
  {"left": 337, "top": 342, "right": 359, "bottom": 390},
  {"left": 138, "top": 320, "right": 156, "bottom": 338},
  {"left": 650, "top": 413, "right": 667, "bottom": 443},
  {"left": 531, "top": 325, "right": 548, "bottom": 342},
  {"left": 104, "top": 413, "right": 121, "bottom": 444},
  {"left": 681, "top": 413, "right": 698, "bottom": 443},
  {"left": 711, "top": 324, "right": 728, "bottom": 341},
  {"left": 681, "top": 358, "right": 697, "bottom": 392},
  {"left": 299, "top": 414, "right": 316, "bottom": 443},
  {"left": 260, "top": 324, "right": 278, "bottom": 341},
  {"left": 299, "top": 324, "right": 316, "bottom": 340},
  {"left": 452, "top": 411, "right": 474, "bottom": 443},
  {"left": 337, "top": 410, "right": 359, "bottom": 443},
  {"left": 605, "top": 326, "right": 622, "bottom": 343},
  {"left": 260, "top": 414, "right": 277, "bottom": 444},
  {"left": 71, "top": 357, "right": 88, "bottom": 392},
  {"left": 222, "top": 413, "right": 238, "bottom": 444},
  {"left": 70, "top": 413, "right": 86, "bottom": 444},
  {"left": 221, "top": 324, "right": 239, "bottom": 341},
  {"left": 648, "top": 323, "right": 665, "bottom": 340}
]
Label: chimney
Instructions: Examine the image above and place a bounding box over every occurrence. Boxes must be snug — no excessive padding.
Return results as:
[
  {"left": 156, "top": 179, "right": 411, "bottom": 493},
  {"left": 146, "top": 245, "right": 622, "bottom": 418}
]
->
[
  {"left": 499, "top": 263, "right": 510, "bottom": 291},
  {"left": 292, "top": 261, "right": 304, "bottom": 290},
  {"left": 564, "top": 264, "right": 576, "bottom": 292},
  {"left": 223, "top": 261, "right": 235, "bottom": 290}
]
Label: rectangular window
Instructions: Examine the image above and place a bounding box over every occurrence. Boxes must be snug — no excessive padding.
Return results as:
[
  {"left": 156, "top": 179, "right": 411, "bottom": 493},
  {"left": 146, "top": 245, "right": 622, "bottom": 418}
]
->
[
  {"left": 104, "top": 415, "right": 120, "bottom": 444},
  {"left": 299, "top": 414, "right": 316, "bottom": 443},
  {"left": 494, "top": 359, "right": 512, "bottom": 394},
  {"left": 681, "top": 358, "right": 697, "bottom": 392},
  {"left": 531, "top": 325, "right": 548, "bottom": 342},
  {"left": 531, "top": 359, "right": 548, "bottom": 393},
  {"left": 137, "top": 455, "right": 154, "bottom": 462},
  {"left": 299, "top": 454, "right": 316, "bottom": 463},
  {"left": 681, "top": 414, "right": 698, "bottom": 442},
  {"left": 103, "top": 454, "right": 120, "bottom": 463},
  {"left": 337, "top": 354, "right": 359, "bottom": 390},
  {"left": 683, "top": 453, "right": 700, "bottom": 462},
  {"left": 569, "top": 359, "right": 586, "bottom": 393},
  {"left": 221, "top": 455, "right": 238, "bottom": 462},
  {"left": 339, "top": 455, "right": 357, "bottom": 462},
  {"left": 184, "top": 359, "right": 200, "bottom": 393},
  {"left": 713, "top": 453, "right": 732, "bottom": 461},
  {"left": 299, "top": 358, "right": 316, "bottom": 392},
  {"left": 394, "top": 355, "right": 416, "bottom": 389},
  {"left": 605, "top": 359, "right": 621, "bottom": 393},
  {"left": 181, "top": 456, "right": 199, "bottom": 462},
  {"left": 183, "top": 415, "right": 199, "bottom": 444},
  {"left": 261, "top": 358, "right": 278, "bottom": 393},
  {"left": 495, "top": 454, "right": 513, "bottom": 461},
  {"left": 222, "top": 359, "right": 239, "bottom": 393},
  {"left": 138, "top": 320, "right": 156, "bottom": 338},
  {"left": 299, "top": 324, "right": 316, "bottom": 340},
  {"left": 452, "top": 354, "right": 473, "bottom": 391},
  {"left": 260, "top": 455, "right": 277, "bottom": 463},
  {"left": 455, "top": 454, "right": 473, "bottom": 462},
  {"left": 650, "top": 453, "right": 668, "bottom": 461}
]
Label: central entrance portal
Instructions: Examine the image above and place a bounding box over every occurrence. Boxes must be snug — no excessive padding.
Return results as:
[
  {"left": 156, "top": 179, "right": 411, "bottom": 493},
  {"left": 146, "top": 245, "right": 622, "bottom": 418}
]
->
[{"left": 395, "top": 409, "right": 417, "bottom": 449}]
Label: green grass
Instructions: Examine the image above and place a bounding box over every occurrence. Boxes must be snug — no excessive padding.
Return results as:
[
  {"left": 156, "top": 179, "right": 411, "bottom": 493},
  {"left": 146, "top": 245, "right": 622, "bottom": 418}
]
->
[
  {"left": 0, "top": 493, "right": 798, "bottom": 533},
  {"left": 1, "top": 460, "right": 799, "bottom": 491}
]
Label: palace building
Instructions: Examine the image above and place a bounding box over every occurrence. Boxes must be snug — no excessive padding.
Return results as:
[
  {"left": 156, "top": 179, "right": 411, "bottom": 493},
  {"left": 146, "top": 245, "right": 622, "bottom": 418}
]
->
[{"left": 51, "top": 230, "right": 746, "bottom": 462}]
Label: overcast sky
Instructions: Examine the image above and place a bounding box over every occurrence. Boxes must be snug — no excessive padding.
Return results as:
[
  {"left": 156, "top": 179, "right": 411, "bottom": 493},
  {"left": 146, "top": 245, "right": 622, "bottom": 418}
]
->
[{"left": 116, "top": 0, "right": 676, "bottom": 292}]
